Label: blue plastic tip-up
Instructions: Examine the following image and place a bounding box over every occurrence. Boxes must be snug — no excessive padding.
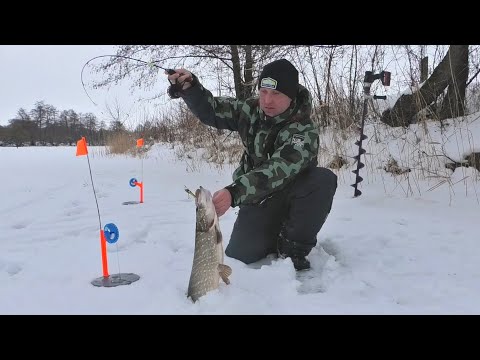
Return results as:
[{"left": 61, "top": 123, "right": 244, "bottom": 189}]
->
[{"left": 104, "top": 223, "right": 120, "bottom": 244}]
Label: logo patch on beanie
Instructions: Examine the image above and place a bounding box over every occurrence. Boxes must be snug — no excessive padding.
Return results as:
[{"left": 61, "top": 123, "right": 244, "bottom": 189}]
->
[
  {"left": 260, "top": 77, "right": 277, "bottom": 90},
  {"left": 292, "top": 134, "right": 305, "bottom": 147}
]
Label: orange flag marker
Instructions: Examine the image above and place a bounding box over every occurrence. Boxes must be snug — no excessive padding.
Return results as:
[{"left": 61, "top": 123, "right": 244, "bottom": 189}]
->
[{"left": 76, "top": 137, "right": 88, "bottom": 156}]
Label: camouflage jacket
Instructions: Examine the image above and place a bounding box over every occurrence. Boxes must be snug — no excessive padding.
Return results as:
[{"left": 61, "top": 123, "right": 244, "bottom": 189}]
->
[{"left": 181, "top": 75, "right": 319, "bottom": 207}]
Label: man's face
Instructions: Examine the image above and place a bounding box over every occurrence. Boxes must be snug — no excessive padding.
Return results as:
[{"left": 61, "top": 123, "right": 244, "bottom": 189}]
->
[{"left": 259, "top": 88, "right": 292, "bottom": 117}]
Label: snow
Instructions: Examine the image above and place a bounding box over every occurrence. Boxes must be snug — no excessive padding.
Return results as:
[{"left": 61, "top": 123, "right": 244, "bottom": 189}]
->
[{"left": 1, "top": 116, "right": 479, "bottom": 314}]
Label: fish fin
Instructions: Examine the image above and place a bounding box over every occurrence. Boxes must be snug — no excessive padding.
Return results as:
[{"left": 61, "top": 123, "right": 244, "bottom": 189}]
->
[
  {"left": 196, "top": 218, "right": 215, "bottom": 233},
  {"left": 215, "top": 224, "right": 223, "bottom": 244},
  {"left": 218, "top": 264, "right": 232, "bottom": 285}
]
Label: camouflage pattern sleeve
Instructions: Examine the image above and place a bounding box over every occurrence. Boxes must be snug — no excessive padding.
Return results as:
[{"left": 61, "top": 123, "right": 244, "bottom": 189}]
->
[
  {"left": 181, "top": 74, "right": 244, "bottom": 131},
  {"left": 226, "top": 122, "right": 319, "bottom": 207}
]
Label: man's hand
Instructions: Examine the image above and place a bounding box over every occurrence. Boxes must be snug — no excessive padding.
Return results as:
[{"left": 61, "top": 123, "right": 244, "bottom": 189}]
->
[
  {"left": 166, "top": 68, "right": 193, "bottom": 91},
  {"left": 212, "top": 189, "right": 232, "bottom": 217}
]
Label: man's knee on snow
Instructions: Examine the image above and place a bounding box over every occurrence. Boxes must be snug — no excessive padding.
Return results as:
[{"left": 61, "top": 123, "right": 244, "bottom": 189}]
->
[{"left": 225, "top": 243, "right": 267, "bottom": 264}]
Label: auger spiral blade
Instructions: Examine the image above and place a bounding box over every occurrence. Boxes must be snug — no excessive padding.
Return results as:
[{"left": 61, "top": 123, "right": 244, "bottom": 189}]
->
[
  {"left": 352, "top": 163, "right": 365, "bottom": 173},
  {"left": 352, "top": 102, "right": 368, "bottom": 197},
  {"left": 353, "top": 188, "right": 362, "bottom": 197},
  {"left": 354, "top": 134, "right": 368, "bottom": 146},
  {"left": 351, "top": 169, "right": 364, "bottom": 197}
]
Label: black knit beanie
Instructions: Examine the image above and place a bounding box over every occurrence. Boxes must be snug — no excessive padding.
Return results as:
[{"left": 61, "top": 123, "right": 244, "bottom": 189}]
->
[{"left": 258, "top": 59, "right": 299, "bottom": 100}]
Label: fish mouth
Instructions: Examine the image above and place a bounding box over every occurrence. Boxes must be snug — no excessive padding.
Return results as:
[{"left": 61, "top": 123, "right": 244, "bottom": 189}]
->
[
  {"left": 195, "top": 186, "right": 213, "bottom": 208},
  {"left": 195, "top": 187, "right": 216, "bottom": 227}
]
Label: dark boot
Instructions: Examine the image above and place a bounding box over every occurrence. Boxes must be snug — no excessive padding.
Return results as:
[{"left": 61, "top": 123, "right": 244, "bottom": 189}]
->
[
  {"left": 277, "top": 230, "right": 312, "bottom": 271},
  {"left": 291, "top": 256, "right": 310, "bottom": 271}
]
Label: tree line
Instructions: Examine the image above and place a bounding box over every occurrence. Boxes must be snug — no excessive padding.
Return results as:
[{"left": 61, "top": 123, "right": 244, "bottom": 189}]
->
[{"left": 0, "top": 101, "right": 127, "bottom": 147}]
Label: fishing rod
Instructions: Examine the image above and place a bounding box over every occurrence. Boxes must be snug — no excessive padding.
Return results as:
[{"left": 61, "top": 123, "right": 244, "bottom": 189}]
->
[
  {"left": 81, "top": 54, "right": 192, "bottom": 106},
  {"left": 352, "top": 69, "right": 391, "bottom": 197}
]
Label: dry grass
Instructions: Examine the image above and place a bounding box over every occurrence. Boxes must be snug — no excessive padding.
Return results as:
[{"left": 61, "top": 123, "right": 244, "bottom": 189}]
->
[
  {"left": 146, "top": 102, "right": 243, "bottom": 170},
  {"left": 105, "top": 131, "right": 145, "bottom": 157}
]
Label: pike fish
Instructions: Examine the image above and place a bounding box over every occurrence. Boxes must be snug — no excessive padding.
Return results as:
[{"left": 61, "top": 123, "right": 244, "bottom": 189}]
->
[{"left": 187, "top": 186, "right": 232, "bottom": 302}]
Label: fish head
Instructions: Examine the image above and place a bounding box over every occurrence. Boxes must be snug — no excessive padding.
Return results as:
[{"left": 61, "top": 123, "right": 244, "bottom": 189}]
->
[{"left": 195, "top": 186, "right": 217, "bottom": 232}]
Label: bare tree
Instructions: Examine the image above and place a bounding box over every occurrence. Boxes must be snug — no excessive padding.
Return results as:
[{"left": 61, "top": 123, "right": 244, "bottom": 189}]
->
[
  {"left": 438, "top": 46, "right": 469, "bottom": 120},
  {"left": 30, "top": 101, "right": 47, "bottom": 143},
  {"left": 44, "top": 104, "right": 58, "bottom": 145},
  {"left": 67, "top": 109, "right": 79, "bottom": 142},
  {"left": 16, "top": 108, "right": 31, "bottom": 121},
  {"left": 381, "top": 45, "right": 469, "bottom": 127}
]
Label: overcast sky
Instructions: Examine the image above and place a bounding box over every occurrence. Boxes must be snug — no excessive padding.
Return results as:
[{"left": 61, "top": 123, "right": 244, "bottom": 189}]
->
[{"left": 0, "top": 45, "right": 153, "bottom": 126}]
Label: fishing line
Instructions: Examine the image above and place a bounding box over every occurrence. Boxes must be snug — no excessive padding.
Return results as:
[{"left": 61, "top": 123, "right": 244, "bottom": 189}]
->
[
  {"left": 115, "top": 241, "right": 122, "bottom": 276},
  {"left": 81, "top": 54, "right": 189, "bottom": 108},
  {"left": 81, "top": 55, "right": 170, "bottom": 105},
  {"left": 141, "top": 150, "right": 144, "bottom": 186},
  {"left": 86, "top": 153, "right": 103, "bottom": 231}
]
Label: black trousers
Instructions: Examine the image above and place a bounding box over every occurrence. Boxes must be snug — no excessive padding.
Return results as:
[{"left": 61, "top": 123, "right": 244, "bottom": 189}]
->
[{"left": 225, "top": 167, "right": 337, "bottom": 264}]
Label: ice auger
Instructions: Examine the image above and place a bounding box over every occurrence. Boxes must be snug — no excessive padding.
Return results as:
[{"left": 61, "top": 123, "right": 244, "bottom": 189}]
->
[{"left": 352, "top": 70, "right": 391, "bottom": 197}]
